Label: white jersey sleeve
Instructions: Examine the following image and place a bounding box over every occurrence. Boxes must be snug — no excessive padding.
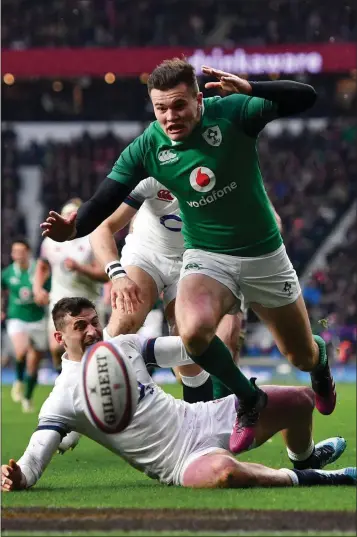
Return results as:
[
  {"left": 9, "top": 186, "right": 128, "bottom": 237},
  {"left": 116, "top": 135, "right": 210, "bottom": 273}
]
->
[
  {"left": 103, "top": 330, "right": 195, "bottom": 369},
  {"left": 17, "top": 365, "right": 80, "bottom": 488},
  {"left": 17, "top": 429, "right": 62, "bottom": 488},
  {"left": 125, "top": 177, "right": 158, "bottom": 207}
]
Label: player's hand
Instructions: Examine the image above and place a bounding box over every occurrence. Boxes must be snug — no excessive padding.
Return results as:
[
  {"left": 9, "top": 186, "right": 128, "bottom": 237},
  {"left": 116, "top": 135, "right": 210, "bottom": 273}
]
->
[
  {"left": 202, "top": 66, "right": 252, "bottom": 95},
  {"left": 111, "top": 277, "right": 144, "bottom": 315},
  {"left": 40, "top": 211, "right": 77, "bottom": 242},
  {"left": 63, "top": 258, "right": 78, "bottom": 271},
  {"left": 1, "top": 459, "right": 26, "bottom": 492},
  {"left": 33, "top": 288, "right": 49, "bottom": 306}
]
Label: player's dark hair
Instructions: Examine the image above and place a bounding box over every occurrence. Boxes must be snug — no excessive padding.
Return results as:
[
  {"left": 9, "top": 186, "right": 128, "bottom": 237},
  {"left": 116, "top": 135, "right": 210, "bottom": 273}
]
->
[
  {"left": 52, "top": 297, "right": 97, "bottom": 330},
  {"left": 147, "top": 58, "right": 199, "bottom": 95},
  {"left": 11, "top": 237, "right": 30, "bottom": 250}
]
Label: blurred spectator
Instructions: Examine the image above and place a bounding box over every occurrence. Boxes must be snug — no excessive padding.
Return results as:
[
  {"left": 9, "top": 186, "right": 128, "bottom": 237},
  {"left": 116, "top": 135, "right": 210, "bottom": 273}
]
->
[
  {"left": 2, "top": 0, "right": 356, "bottom": 49},
  {"left": 304, "top": 216, "right": 357, "bottom": 327},
  {"left": 1, "top": 130, "right": 27, "bottom": 268}
]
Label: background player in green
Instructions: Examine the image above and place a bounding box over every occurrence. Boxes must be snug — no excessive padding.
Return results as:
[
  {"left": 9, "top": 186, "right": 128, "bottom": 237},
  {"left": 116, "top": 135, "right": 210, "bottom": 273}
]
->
[
  {"left": 1, "top": 239, "right": 50, "bottom": 413},
  {"left": 41, "top": 59, "right": 336, "bottom": 454}
]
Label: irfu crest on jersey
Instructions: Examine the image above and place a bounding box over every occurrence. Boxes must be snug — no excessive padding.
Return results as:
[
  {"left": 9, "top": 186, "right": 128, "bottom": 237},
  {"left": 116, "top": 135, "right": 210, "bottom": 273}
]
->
[{"left": 202, "top": 126, "right": 222, "bottom": 147}]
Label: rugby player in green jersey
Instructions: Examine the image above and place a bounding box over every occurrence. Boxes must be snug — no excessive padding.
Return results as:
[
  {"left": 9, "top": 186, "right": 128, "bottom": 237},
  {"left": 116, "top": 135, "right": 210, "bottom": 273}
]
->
[
  {"left": 1, "top": 239, "right": 50, "bottom": 413},
  {"left": 41, "top": 59, "right": 336, "bottom": 454}
]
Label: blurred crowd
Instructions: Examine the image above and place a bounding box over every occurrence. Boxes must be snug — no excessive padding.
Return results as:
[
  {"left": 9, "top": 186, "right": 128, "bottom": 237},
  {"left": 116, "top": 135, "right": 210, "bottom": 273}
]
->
[
  {"left": 2, "top": 0, "right": 356, "bottom": 49},
  {"left": 1, "top": 120, "right": 356, "bottom": 330},
  {"left": 1, "top": 130, "right": 27, "bottom": 267}
]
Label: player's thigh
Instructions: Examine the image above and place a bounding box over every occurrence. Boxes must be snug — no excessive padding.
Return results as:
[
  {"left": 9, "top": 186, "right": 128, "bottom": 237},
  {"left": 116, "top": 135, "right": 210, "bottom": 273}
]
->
[
  {"left": 251, "top": 295, "right": 314, "bottom": 358},
  {"left": 215, "top": 312, "right": 242, "bottom": 356},
  {"left": 253, "top": 385, "right": 314, "bottom": 448},
  {"left": 176, "top": 274, "right": 236, "bottom": 337},
  {"left": 181, "top": 449, "right": 239, "bottom": 488},
  {"left": 6, "top": 320, "right": 30, "bottom": 358}
]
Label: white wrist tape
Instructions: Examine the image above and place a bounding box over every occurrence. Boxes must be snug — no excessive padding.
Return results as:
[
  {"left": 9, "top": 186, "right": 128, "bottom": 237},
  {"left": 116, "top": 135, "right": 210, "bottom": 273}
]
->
[{"left": 105, "top": 261, "right": 127, "bottom": 281}]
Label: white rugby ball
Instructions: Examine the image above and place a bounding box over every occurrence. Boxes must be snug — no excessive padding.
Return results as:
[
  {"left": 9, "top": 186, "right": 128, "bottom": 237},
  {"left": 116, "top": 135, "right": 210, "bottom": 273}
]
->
[{"left": 81, "top": 341, "right": 138, "bottom": 434}]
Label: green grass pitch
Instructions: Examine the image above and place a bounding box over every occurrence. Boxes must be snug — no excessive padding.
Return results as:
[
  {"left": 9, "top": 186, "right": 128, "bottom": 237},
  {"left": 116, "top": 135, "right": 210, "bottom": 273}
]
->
[{"left": 1, "top": 383, "right": 356, "bottom": 512}]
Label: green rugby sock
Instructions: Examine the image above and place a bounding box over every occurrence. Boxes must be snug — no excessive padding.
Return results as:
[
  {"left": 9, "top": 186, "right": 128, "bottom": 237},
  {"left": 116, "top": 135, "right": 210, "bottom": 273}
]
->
[
  {"left": 211, "top": 375, "right": 233, "bottom": 399},
  {"left": 313, "top": 335, "right": 327, "bottom": 372},
  {"left": 187, "top": 336, "right": 256, "bottom": 401},
  {"left": 24, "top": 373, "right": 38, "bottom": 400},
  {"left": 15, "top": 360, "right": 26, "bottom": 382}
]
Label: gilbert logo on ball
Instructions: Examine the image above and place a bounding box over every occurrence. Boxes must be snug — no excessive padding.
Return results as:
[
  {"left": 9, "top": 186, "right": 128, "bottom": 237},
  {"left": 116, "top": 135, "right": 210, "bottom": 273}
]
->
[{"left": 190, "top": 167, "right": 216, "bottom": 193}]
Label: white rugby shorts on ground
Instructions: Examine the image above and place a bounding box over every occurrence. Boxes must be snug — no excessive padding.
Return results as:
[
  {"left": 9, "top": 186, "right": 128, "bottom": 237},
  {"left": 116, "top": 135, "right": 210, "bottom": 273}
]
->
[
  {"left": 7, "top": 318, "right": 47, "bottom": 351},
  {"left": 180, "top": 244, "right": 301, "bottom": 309},
  {"left": 120, "top": 235, "right": 182, "bottom": 309},
  {"left": 173, "top": 395, "right": 237, "bottom": 486}
]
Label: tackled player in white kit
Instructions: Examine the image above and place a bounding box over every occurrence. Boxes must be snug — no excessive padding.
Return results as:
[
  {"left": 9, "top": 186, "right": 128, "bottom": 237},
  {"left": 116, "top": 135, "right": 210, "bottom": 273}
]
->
[
  {"left": 90, "top": 177, "right": 245, "bottom": 401},
  {"left": 2, "top": 297, "right": 355, "bottom": 492}
]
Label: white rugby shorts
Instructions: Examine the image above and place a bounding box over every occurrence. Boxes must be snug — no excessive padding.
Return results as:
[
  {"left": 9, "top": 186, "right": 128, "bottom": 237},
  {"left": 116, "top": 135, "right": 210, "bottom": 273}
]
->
[
  {"left": 180, "top": 244, "right": 300, "bottom": 309},
  {"left": 120, "top": 235, "right": 182, "bottom": 309},
  {"left": 7, "top": 318, "right": 47, "bottom": 351},
  {"left": 172, "top": 395, "right": 237, "bottom": 486}
]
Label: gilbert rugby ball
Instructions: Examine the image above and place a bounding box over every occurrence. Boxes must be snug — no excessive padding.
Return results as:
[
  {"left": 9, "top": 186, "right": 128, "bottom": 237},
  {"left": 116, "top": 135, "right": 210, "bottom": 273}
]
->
[{"left": 81, "top": 341, "right": 138, "bottom": 434}]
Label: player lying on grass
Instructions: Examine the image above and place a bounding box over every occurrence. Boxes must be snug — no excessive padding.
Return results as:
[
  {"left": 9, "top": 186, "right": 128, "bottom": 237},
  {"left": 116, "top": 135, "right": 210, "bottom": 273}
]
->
[{"left": 2, "top": 297, "right": 355, "bottom": 492}]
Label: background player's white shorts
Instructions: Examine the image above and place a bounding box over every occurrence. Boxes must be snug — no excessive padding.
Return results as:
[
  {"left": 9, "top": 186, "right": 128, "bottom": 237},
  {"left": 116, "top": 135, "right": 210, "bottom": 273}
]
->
[
  {"left": 172, "top": 395, "right": 237, "bottom": 486},
  {"left": 7, "top": 318, "right": 47, "bottom": 351},
  {"left": 121, "top": 235, "right": 182, "bottom": 308},
  {"left": 180, "top": 244, "right": 300, "bottom": 309}
]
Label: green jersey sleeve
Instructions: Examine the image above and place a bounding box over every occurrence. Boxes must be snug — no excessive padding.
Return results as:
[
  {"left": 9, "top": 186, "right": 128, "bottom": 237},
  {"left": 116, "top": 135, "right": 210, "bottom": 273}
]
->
[
  {"left": 220, "top": 94, "right": 279, "bottom": 137},
  {"left": 107, "top": 131, "right": 150, "bottom": 188}
]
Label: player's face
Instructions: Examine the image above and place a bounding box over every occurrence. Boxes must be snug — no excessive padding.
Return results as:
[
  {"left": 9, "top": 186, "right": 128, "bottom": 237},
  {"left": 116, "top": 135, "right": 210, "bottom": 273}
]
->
[
  {"left": 58, "top": 308, "right": 103, "bottom": 357},
  {"left": 11, "top": 243, "right": 30, "bottom": 265},
  {"left": 151, "top": 83, "right": 203, "bottom": 141}
]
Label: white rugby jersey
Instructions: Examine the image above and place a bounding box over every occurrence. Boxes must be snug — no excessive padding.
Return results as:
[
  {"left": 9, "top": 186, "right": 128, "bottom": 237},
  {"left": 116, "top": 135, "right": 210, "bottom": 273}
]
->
[
  {"left": 125, "top": 177, "right": 184, "bottom": 256},
  {"left": 40, "top": 236, "right": 101, "bottom": 304},
  {"left": 16, "top": 334, "right": 203, "bottom": 487}
]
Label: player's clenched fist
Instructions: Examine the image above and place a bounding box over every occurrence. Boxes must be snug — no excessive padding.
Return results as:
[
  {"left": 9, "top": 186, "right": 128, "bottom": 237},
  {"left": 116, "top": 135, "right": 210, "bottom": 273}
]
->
[
  {"left": 202, "top": 65, "right": 252, "bottom": 95},
  {"left": 1, "top": 459, "right": 26, "bottom": 491},
  {"left": 111, "top": 276, "right": 144, "bottom": 315}
]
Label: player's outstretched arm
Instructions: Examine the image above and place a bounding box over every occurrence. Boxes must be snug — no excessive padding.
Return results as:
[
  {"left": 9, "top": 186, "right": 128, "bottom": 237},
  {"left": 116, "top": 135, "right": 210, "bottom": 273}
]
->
[{"left": 1, "top": 429, "right": 62, "bottom": 491}]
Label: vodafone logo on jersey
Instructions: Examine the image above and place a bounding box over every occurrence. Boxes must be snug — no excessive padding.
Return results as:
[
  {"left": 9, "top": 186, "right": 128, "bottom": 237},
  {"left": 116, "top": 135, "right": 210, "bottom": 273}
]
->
[
  {"left": 156, "top": 189, "right": 174, "bottom": 202},
  {"left": 189, "top": 167, "right": 216, "bottom": 193}
]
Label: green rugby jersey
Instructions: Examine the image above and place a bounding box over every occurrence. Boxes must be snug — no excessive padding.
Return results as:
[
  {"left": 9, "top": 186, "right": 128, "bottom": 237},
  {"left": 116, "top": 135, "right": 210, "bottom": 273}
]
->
[
  {"left": 1, "top": 261, "right": 50, "bottom": 322},
  {"left": 108, "top": 94, "right": 283, "bottom": 256}
]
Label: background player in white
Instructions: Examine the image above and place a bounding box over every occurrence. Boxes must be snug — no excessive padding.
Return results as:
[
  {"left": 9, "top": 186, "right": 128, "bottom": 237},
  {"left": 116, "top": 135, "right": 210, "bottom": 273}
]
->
[
  {"left": 90, "top": 177, "right": 243, "bottom": 401},
  {"left": 1, "top": 297, "right": 354, "bottom": 492},
  {"left": 33, "top": 198, "right": 108, "bottom": 373}
]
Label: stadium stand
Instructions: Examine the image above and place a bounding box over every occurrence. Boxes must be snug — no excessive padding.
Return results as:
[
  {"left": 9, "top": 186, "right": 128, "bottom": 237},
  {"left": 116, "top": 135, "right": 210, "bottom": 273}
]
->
[
  {"left": 2, "top": 0, "right": 356, "bottom": 49},
  {"left": 1, "top": 130, "right": 27, "bottom": 268}
]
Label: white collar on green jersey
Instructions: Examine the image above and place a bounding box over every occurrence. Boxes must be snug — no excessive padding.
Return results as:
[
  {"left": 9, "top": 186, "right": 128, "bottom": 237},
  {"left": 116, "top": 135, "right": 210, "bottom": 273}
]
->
[
  {"left": 13, "top": 258, "right": 36, "bottom": 278},
  {"left": 171, "top": 100, "right": 205, "bottom": 146}
]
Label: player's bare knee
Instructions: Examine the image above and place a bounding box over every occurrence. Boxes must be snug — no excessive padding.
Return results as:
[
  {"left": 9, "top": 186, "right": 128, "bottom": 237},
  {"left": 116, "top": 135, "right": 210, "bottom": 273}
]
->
[
  {"left": 180, "top": 321, "right": 215, "bottom": 355},
  {"left": 214, "top": 459, "right": 256, "bottom": 489}
]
